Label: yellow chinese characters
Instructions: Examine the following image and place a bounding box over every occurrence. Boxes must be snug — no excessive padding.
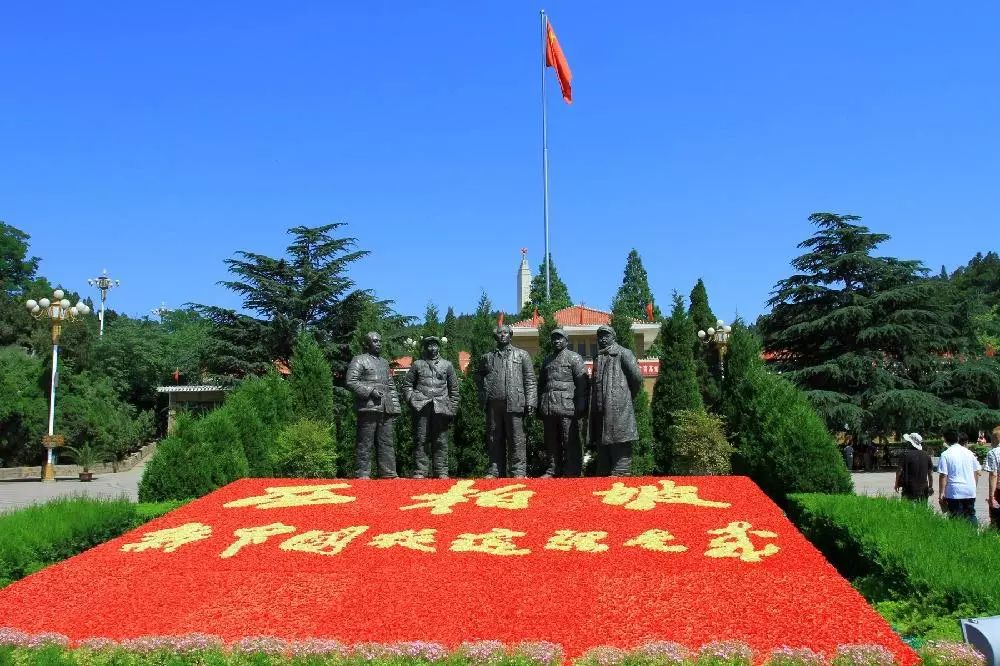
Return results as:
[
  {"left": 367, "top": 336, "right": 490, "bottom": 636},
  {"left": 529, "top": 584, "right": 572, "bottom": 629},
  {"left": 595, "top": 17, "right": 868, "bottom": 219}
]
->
[
  {"left": 594, "top": 480, "right": 730, "bottom": 511},
  {"left": 545, "top": 530, "right": 609, "bottom": 553},
  {"left": 705, "top": 521, "right": 779, "bottom": 563},
  {"left": 369, "top": 529, "right": 438, "bottom": 553},
  {"left": 221, "top": 523, "right": 297, "bottom": 559},
  {"left": 121, "top": 522, "right": 212, "bottom": 553},
  {"left": 281, "top": 526, "right": 370, "bottom": 556},
  {"left": 223, "top": 484, "right": 356, "bottom": 509},
  {"left": 450, "top": 528, "right": 530, "bottom": 556},
  {"left": 623, "top": 528, "right": 688, "bottom": 553},
  {"left": 400, "top": 480, "right": 534, "bottom": 515}
]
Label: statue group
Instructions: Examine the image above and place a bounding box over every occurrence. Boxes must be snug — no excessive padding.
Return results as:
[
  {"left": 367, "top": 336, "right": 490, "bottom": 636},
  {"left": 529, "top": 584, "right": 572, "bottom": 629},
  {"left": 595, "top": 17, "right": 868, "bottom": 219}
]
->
[{"left": 345, "top": 323, "right": 643, "bottom": 479}]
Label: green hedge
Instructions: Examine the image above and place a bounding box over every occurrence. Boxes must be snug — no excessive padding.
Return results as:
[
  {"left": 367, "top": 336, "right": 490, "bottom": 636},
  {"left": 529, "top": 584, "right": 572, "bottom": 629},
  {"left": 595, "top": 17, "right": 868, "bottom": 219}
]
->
[
  {"left": 788, "top": 492, "right": 1000, "bottom": 640},
  {"left": 0, "top": 497, "right": 184, "bottom": 589}
]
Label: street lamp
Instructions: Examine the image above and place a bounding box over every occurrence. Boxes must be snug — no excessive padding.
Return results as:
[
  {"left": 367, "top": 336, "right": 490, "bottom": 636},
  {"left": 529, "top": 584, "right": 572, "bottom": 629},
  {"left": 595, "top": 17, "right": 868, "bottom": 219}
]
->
[
  {"left": 151, "top": 302, "right": 172, "bottom": 322},
  {"left": 25, "top": 289, "right": 91, "bottom": 481},
  {"left": 697, "top": 319, "right": 732, "bottom": 380},
  {"left": 87, "top": 269, "right": 120, "bottom": 337}
]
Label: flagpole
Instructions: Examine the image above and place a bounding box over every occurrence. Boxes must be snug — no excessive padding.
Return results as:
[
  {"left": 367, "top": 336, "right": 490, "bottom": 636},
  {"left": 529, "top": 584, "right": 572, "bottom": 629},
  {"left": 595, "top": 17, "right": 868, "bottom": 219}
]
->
[{"left": 540, "top": 9, "right": 551, "bottom": 301}]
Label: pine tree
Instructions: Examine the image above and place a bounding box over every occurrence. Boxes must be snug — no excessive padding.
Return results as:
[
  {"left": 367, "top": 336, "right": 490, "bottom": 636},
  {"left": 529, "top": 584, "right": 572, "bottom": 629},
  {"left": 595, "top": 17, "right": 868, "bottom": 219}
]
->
[
  {"left": 420, "top": 302, "right": 442, "bottom": 339},
  {"left": 289, "top": 331, "right": 335, "bottom": 426},
  {"left": 610, "top": 296, "right": 635, "bottom": 353},
  {"left": 721, "top": 324, "right": 851, "bottom": 502},
  {"left": 518, "top": 254, "right": 573, "bottom": 320},
  {"left": 650, "top": 294, "right": 703, "bottom": 473},
  {"left": 613, "top": 249, "right": 662, "bottom": 321},
  {"left": 631, "top": 387, "right": 656, "bottom": 476},
  {"left": 689, "top": 278, "right": 721, "bottom": 409},
  {"left": 761, "top": 212, "right": 970, "bottom": 437},
  {"left": 452, "top": 292, "right": 493, "bottom": 477}
]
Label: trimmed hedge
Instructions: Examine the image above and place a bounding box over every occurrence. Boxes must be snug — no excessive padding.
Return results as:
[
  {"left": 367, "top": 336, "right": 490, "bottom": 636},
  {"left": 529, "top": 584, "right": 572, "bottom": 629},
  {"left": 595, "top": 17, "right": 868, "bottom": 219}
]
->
[
  {"left": 788, "top": 492, "right": 1000, "bottom": 640},
  {"left": 0, "top": 498, "right": 182, "bottom": 588}
]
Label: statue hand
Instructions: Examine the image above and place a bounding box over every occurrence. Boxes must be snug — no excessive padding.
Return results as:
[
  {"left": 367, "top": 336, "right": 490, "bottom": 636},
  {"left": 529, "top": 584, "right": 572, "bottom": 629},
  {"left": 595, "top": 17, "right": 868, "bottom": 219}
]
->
[{"left": 370, "top": 388, "right": 384, "bottom": 402}]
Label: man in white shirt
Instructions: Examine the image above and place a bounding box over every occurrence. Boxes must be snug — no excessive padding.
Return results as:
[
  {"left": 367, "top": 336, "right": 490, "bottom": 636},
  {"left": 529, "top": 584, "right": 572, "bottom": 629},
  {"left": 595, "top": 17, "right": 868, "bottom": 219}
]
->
[
  {"left": 983, "top": 432, "right": 1000, "bottom": 529},
  {"left": 937, "top": 430, "right": 981, "bottom": 525}
]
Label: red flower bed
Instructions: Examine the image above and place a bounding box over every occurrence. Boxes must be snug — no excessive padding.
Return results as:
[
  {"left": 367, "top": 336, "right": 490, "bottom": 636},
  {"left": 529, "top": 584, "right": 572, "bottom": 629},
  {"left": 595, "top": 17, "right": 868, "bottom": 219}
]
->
[{"left": 0, "top": 477, "right": 916, "bottom": 663}]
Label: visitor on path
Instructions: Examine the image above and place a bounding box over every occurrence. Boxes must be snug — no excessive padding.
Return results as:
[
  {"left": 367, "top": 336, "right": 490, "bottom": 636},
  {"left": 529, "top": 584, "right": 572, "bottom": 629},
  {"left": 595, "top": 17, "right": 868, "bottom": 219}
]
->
[
  {"left": 983, "top": 432, "right": 1000, "bottom": 529},
  {"left": 842, "top": 438, "right": 854, "bottom": 471},
  {"left": 894, "top": 432, "right": 933, "bottom": 502},
  {"left": 937, "top": 430, "right": 981, "bottom": 524}
]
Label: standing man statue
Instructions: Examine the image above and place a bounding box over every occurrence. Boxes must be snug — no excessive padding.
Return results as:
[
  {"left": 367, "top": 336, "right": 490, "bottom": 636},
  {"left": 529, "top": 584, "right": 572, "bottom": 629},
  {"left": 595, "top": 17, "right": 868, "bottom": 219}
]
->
[
  {"left": 346, "top": 331, "right": 400, "bottom": 479},
  {"left": 538, "top": 328, "right": 589, "bottom": 477},
  {"left": 590, "top": 324, "right": 643, "bottom": 476},
  {"left": 475, "top": 324, "right": 537, "bottom": 478},
  {"left": 404, "top": 336, "right": 459, "bottom": 479}
]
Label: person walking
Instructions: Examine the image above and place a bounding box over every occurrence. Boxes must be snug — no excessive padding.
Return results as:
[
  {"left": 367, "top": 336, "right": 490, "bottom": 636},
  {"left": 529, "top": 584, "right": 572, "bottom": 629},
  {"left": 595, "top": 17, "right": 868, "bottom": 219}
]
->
[
  {"left": 842, "top": 438, "right": 854, "bottom": 471},
  {"left": 937, "top": 430, "right": 981, "bottom": 525},
  {"left": 983, "top": 432, "right": 1000, "bottom": 529},
  {"left": 895, "top": 432, "right": 933, "bottom": 502}
]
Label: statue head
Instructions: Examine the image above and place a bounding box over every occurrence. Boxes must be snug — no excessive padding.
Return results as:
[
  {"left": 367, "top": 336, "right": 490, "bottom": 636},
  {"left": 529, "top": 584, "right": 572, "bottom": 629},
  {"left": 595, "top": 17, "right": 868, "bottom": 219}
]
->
[
  {"left": 494, "top": 324, "right": 513, "bottom": 348},
  {"left": 363, "top": 331, "right": 382, "bottom": 356},
  {"left": 422, "top": 336, "right": 441, "bottom": 360},
  {"left": 596, "top": 325, "right": 616, "bottom": 350},
  {"left": 550, "top": 328, "right": 569, "bottom": 352}
]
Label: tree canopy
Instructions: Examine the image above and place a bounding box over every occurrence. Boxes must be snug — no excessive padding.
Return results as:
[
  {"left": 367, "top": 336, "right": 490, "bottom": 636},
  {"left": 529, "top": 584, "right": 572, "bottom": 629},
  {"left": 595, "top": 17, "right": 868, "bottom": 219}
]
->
[{"left": 518, "top": 254, "right": 572, "bottom": 320}]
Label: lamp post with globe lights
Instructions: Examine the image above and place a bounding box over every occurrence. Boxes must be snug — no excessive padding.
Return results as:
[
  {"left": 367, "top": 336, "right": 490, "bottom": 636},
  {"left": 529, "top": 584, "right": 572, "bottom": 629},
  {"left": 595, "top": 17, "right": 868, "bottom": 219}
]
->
[
  {"left": 697, "top": 319, "right": 732, "bottom": 381},
  {"left": 87, "top": 269, "right": 120, "bottom": 337},
  {"left": 25, "top": 289, "right": 91, "bottom": 481}
]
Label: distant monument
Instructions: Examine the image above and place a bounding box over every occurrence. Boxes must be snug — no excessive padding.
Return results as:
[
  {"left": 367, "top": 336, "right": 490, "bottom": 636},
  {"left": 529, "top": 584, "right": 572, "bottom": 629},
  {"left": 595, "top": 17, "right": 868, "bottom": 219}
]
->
[{"left": 517, "top": 248, "right": 531, "bottom": 311}]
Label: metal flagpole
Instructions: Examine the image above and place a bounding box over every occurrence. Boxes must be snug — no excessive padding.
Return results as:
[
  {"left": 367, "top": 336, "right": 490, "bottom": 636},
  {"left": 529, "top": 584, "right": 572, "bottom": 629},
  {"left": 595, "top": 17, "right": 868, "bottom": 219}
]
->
[{"left": 541, "top": 9, "right": 551, "bottom": 301}]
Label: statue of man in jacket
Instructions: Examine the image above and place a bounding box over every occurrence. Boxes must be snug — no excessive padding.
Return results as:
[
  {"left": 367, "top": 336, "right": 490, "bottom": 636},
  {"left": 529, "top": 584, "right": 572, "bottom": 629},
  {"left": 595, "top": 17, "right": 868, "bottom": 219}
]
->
[
  {"left": 538, "top": 328, "right": 589, "bottom": 477},
  {"left": 590, "top": 325, "right": 643, "bottom": 476},
  {"left": 345, "top": 331, "right": 401, "bottom": 479},
  {"left": 404, "top": 336, "right": 459, "bottom": 479},
  {"left": 475, "top": 324, "right": 537, "bottom": 478}
]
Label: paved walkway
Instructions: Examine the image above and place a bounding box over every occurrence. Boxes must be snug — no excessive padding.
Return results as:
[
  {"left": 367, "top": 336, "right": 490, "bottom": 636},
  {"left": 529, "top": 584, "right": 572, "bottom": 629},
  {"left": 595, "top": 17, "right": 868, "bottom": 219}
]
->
[
  {"left": 0, "top": 462, "right": 147, "bottom": 514},
  {"left": 0, "top": 464, "right": 993, "bottom": 524}
]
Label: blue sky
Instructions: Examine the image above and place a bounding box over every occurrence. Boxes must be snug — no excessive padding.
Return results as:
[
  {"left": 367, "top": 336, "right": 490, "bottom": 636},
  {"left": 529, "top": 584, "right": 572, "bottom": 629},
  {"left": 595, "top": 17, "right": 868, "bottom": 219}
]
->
[{"left": 2, "top": 2, "right": 998, "bottom": 323}]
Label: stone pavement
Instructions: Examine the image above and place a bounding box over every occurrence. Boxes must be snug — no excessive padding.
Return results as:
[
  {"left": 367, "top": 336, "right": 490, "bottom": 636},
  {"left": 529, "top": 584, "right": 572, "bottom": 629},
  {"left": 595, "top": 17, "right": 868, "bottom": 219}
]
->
[
  {"left": 0, "top": 464, "right": 993, "bottom": 525},
  {"left": 0, "top": 461, "right": 146, "bottom": 513}
]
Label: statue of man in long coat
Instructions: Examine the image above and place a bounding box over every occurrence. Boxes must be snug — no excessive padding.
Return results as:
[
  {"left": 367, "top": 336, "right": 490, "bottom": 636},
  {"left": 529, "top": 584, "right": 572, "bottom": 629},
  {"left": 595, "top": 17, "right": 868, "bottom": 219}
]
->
[
  {"left": 474, "top": 324, "right": 537, "bottom": 478},
  {"left": 404, "top": 336, "right": 459, "bottom": 479},
  {"left": 589, "top": 324, "right": 643, "bottom": 476},
  {"left": 345, "top": 331, "right": 401, "bottom": 479},
  {"left": 538, "top": 328, "right": 589, "bottom": 477}
]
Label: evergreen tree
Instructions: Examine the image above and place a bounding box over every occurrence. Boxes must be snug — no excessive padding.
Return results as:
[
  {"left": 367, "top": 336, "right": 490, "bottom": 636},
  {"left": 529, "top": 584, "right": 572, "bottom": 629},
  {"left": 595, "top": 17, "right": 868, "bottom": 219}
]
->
[
  {"left": 761, "top": 212, "right": 973, "bottom": 437},
  {"left": 688, "top": 278, "right": 720, "bottom": 409},
  {"left": 518, "top": 254, "right": 573, "bottom": 320},
  {"left": 609, "top": 296, "right": 636, "bottom": 353},
  {"left": 631, "top": 387, "right": 656, "bottom": 476},
  {"left": 420, "top": 302, "right": 442, "bottom": 339},
  {"left": 650, "top": 294, "right": 703, "bottom": 473},
  {"left": 612, "top": 249, "right": 662, "bottom": 321},
  {"left": 452, "top": 292, "right": 493, "bottom": 477},
  {"left": 289, "top": 331, "right": 335, "bottom": 426},
  {"left": 721, "top": 324, "right": 851, "bottom": 502}
]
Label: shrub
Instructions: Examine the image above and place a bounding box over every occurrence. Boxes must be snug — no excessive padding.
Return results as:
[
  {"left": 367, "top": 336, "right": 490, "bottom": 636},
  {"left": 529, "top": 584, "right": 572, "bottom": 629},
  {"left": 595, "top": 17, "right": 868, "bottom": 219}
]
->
[
  {"left": 138, "top": 414, "right": 216, "bottom": 502},
  {"left": 197, "top": 408, "right": 250, "bottom": 487},
  {"left": 289, "top": 330, "right": 335, "bottom": 425},
  {"left": 226, "top": 372, "right": 295, "bottom": 476},
  {"left": 788, "top": 492, "right": 1000, "bottom": 641},
  {"left": 0, "top": 497, "right": 137, "bottom": 588},
  {"left": 669, "top": 409, "right": 733, "bottom": 475},
  {"left": 631, "top": 388, "right": 656, "bottom": 476},
  {"left": 721, "top": 325, "right": 851, "bottom": 502},
  {"left": 271, "top": 418, "right": 336, "bottom": 478}
]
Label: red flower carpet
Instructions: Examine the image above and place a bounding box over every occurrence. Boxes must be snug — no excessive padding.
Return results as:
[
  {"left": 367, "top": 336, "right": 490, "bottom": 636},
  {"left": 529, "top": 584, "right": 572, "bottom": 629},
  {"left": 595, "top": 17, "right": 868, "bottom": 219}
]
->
[{"left": 0, "top": 477, "right": 915, "bottom": 663}]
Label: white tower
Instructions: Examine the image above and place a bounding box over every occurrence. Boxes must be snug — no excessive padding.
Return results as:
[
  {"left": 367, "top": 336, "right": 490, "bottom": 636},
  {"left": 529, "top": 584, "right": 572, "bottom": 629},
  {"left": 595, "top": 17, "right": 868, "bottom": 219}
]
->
[{"left": 517, "top": 248, "right": 532, "bottom": 311}]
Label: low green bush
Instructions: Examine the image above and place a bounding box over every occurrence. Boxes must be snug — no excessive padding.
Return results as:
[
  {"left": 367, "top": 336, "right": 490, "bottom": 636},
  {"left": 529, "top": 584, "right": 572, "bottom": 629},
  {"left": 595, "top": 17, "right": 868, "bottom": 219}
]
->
[
  {"left": 0, "top": 497, "right": 137, "bottom": 588},
  {"left": 669, "top": 410, "right": 733, "bottom": 475},
  {"left": 271, "top": 418, "right": 336, "bottom": 478},
  {"left": 788, "top": 492, "right": 1000, "bottom": 641}
]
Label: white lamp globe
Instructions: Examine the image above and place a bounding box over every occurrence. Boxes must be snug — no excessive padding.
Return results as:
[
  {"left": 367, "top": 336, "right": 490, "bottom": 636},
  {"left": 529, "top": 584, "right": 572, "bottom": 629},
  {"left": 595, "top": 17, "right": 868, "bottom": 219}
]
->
[
  {"left": 716, "top": 319, "right": 725, "bottom": 328},
  {"left": 60, "top": 298, "right": 71, "bottom": 309},
  {"left": 39, "top": 298, "right": 50, "bottom": 308},
  {"left": 707, "top": 327, "right": 716, "bottom": 336},
  {"left": 69, "top": 306, "right": 79, "bottom": 316},
  {"left": 31, "top": 305, "right": 40, "bottom": 314},
  {"left": 723, "top": 325, "right": 732, "bottom": 333},
  {"left": 441, "top": 336, "right": 448, "bottom": 344},
  {"left": 25, "top": 299, "right": 37, "bottom": 311},
  {"left": 77, "top": 302, "right": 90, "bottom": 315},
  {"left": 697, "top": 330, "right": 706, "bottom": 340},
  {"left": 53, "top": 289, "right": 64, "bottom": 300}
]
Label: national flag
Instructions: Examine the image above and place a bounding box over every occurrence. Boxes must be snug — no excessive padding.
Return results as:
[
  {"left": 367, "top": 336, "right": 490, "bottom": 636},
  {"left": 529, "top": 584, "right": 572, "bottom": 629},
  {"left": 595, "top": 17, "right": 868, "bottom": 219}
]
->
[{"left": 545, "top": 19, "right": 573, "bottom": 104}]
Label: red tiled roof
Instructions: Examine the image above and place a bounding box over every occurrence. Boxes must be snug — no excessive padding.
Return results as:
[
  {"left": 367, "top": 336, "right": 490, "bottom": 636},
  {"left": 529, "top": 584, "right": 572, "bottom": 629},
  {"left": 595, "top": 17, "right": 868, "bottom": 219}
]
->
[{"left": 512, "top": 305, "right": 625, "bottom": 328}]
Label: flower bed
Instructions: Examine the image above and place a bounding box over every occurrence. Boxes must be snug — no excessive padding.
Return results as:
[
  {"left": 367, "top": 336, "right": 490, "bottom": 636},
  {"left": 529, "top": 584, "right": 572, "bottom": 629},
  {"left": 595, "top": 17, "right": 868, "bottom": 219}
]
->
[{"left": 0, "top": 477, "right": 916, "bottom": 663}]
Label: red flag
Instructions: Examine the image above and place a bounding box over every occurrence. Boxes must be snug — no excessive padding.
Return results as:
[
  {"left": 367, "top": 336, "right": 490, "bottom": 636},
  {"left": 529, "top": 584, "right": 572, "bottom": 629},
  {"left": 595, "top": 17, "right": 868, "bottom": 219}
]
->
[
  {"left": 497, "top": 312, "right": 505, "bottom": 327},
  {"left": 531, "top": 307, "right": 540, "bottom": 327},
  {"left": 646, "top": 302, "right": 654, "bottom": 322},
  {"left": 546, "top": 20, "right": 573, "bottom": 104}
]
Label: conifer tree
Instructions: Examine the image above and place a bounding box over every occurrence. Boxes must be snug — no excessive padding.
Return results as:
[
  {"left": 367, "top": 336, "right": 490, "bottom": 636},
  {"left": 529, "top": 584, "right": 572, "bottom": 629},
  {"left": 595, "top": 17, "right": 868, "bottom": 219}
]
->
[
  {"left": 613, "top": 249, "right": 662, "bottom": 319},
  {"left": 452, "top": 292, "right": 493, "bottom": 476},
  {"left": 518, "top": 254, "right": 573, "bottom": 320},
  {"left": 289, "top": 330, "right": 335, "bottom": 426},
  {"left": 688, "top": 279, "right": 720, "bottom": 408},
  {"left": 420, "top": 302, "right": 442, "bottom": 339},
  {"left": 610, "top": 296, "right": 636, "bottom": 353},
  {"left": 631, "top": 387, "right": 656, "bottom": 476},
  {"left": 650, "top": 294, "right": 703, "bottom": 473}
]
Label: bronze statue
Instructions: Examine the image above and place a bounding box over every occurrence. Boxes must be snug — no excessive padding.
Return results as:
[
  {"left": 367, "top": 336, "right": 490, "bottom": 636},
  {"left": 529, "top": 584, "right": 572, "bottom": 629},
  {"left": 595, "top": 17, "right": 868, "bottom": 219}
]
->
[
  {"left": 404, "top": 336, "right": 459, "bottom": 479},
  {"left": 345, "top": 331, "right": 400, "bottom": 479},
  {"left": 538, "top": 328, "right": 588, "bottom": 477},
  {"left": 589, "top": 324, "right": 643, "bottom": 476},
  {"left": 474, "top": 324, "right": 537, "bottom": 478}
]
